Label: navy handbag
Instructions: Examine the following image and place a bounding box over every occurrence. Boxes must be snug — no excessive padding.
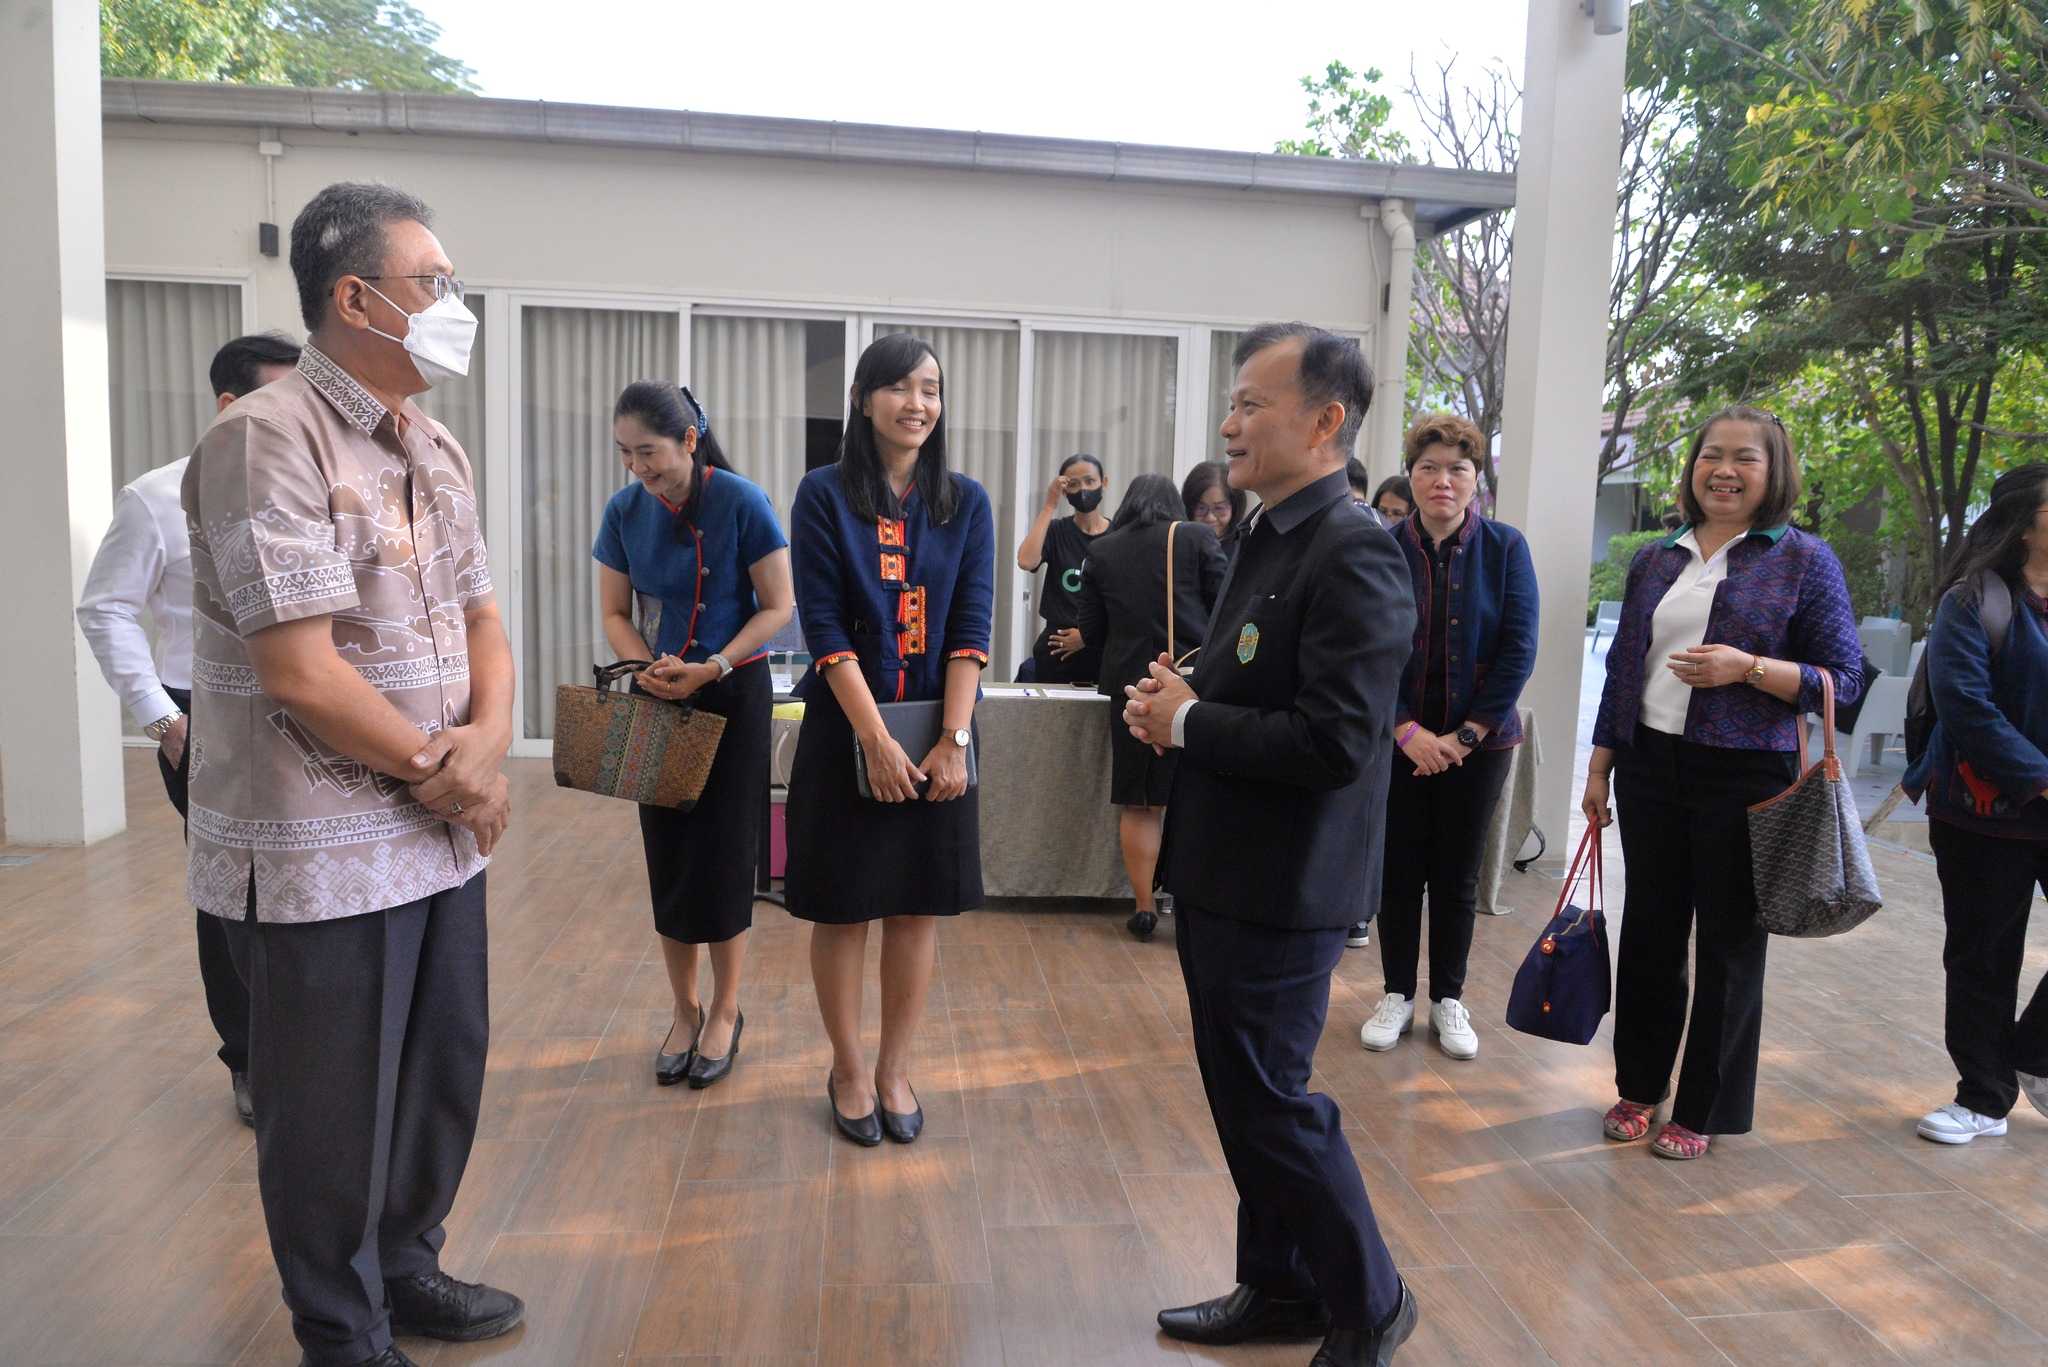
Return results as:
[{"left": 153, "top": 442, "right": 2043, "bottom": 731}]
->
[{"left": 1505, "top": 826, "right": 1611, "bottom": 1046}]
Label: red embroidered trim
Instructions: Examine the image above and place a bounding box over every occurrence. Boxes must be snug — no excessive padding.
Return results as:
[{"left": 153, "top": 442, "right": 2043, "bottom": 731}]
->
[
  {"left": 900, "top": 586, "right": 927, "bottom": 656},
  {"left": 815, "top": 651, "right": 859, "bottom": 672},
  {"left": 878, "top": 518, "right": 906, "bottom": 549},
  {"left": 880, "top": 552, "right": 906, "bottom": 583},
  {"left": 946, "top": 649, "right": 990, "bottom": 664}
]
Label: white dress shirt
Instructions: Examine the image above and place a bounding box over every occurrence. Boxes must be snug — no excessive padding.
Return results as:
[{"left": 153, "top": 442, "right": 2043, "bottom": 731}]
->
[
  {"left": 1639, "top": 527, "right": 1740, "bottom": 736},
  {"left": 77, "top": 456, "right": 193, "bottom": 729}
]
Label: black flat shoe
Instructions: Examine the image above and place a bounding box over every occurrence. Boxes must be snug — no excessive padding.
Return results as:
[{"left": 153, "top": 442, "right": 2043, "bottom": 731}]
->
[
  {"left": 655, "top": 1004, "right": 705, "bottom": 1087},
  {"left": 232, "top": 1070, "right": 254, "bottom": 1127},
  {"left": 686, "top": 1010, "right": 743, "bottom": 1089},
  {"left": 828, "top": 1073, "right": 883, "bottom": 1147},
  {"left": 1309, "top": 1277, "right": 1417, "bottom": 1366},
  {"left": 1157, "top": 1284, "right": 1331, "bottom": 1345},
  {"left": 1128, "top": 909, "right": 1157, "bottom": 941},
  {"left": 879, "top": 1083, "right": 924, "bottom": 1144}
]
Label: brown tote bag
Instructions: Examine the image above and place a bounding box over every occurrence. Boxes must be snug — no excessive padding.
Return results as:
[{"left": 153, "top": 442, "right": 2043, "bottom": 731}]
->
[{"left": 552, "top": 660, "right": 727, "bottom": 809}]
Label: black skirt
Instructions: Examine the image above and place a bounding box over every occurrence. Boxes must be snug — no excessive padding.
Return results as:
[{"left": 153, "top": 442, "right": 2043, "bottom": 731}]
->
[
  {"left": 1107, "top": 701, "right": 1178, "bottom": 808},
  {"left": 636, "top": 659, "right": 771, "bottom": 945},
  {"left": 783, "top": 678, "right": 983, "bottom": 923}
]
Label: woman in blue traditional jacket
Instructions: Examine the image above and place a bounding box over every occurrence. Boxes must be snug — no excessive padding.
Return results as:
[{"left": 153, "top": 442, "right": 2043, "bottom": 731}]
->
[
  {"left": 785, "top": 333, "right": 995, "bottom": 1148},
  {"left": 595, "top": 382, "right": 792, "bottom": 1090}
]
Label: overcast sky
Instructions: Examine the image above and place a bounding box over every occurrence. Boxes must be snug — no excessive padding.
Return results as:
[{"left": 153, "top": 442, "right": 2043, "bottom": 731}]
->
[{"left": 413, "top": 0, "right": 1529, "bottom": 155}]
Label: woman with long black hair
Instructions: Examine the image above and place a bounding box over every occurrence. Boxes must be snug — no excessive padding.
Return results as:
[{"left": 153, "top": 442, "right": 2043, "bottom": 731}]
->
[
  {"left": 1908, "top": 463, "right": 2048, "bottom": 1144},
  {"left": 594, "top": 381, "right": 793, "bottom": 1088},
  {"left": 1075, "top": 473, "right": 1227, "bottom": 941},
  {"left": 785, "top": 334, "right": 995, "bottom": 1147}
]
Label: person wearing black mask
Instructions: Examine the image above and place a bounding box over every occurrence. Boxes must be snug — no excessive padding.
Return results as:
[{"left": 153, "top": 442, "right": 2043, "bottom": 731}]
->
[{"left": 1017, "top": 453, "right": 1109, "bottom": 682}]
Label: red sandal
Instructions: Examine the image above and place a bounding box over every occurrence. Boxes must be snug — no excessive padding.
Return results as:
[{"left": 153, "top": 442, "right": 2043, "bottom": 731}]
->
[
  {"left": 1602, "top": 1099, "right": 1654, "bottom": 1142},
  {"left": 1651, "top": 1122, "right": 1710, "bottom": 1160}
]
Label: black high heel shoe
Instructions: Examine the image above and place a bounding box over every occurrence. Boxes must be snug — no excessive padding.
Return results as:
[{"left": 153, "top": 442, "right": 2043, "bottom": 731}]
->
[
  {"left": 879, "top": 1082, "right": 924, "bottom": 1145},
  {"left": 655, "top": 1003, "right": 706, "bottom": 1087},
  {"left": 828, "top": 1073, "right": 883, "bottom": 1147},
  {"left": 686, "top": 1010, "right": 743, "bottom": 1089}
]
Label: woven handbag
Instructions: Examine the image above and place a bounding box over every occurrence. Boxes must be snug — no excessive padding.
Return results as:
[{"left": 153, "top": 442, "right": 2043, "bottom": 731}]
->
[
  {"left": 552, "top": 661, "right": 727, "bottom": 809},
  {"left": 1746, "top": 670, "right": 1882, "bottom": 937},
  {"left": 1504, "top": 825, "right": 1611, "bottom": 1046}
]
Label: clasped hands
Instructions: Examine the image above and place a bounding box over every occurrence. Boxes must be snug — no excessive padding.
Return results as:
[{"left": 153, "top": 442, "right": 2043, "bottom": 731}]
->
[
  {"left": 1122, "top": 653, "right": 1196, "bottom": 755},
  {"left": 407, "top": 723, "right": 512, "bottom": 856},
  {"left": 1398, "top": 727, "right": 1475, "bottom": 777},
  {"left": 636, "top": 653, "right": 722, "bottom": 702}
]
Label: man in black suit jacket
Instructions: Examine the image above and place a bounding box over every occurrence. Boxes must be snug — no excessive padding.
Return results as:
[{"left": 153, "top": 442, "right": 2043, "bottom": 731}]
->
[{"left": 1124, "top": 323, "right": 1419, "bottom": 1367}]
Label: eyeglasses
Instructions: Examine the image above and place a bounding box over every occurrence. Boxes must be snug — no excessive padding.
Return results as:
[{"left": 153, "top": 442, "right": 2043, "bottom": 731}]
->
[{"left": 360, "top": 273, "right": 464, "bottom": 303}]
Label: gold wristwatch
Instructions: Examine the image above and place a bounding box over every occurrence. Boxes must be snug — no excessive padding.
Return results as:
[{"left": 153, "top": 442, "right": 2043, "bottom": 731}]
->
[{"left": 1743, "top": 656, "right": 1767, "bottom": 687}]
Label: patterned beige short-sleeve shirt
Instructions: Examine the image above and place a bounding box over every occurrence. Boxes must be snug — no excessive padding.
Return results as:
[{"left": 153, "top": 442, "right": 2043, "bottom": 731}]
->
[{"left": 182, "top": 344, "right": 493, "bottom": 923}]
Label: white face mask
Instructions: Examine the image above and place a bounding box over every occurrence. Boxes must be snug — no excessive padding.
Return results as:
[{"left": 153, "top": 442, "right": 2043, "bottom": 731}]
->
[{"left": 364, "top": 283, "right": 477, "bottom": 388}]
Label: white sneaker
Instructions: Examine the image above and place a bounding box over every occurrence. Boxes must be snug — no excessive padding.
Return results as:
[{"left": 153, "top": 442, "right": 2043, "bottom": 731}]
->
[
  {"left": 1360, "top": 994, "right": 1414, "bottom": 1052},
  {"left": 1345, "top": 922, "right": 1371, "bottom": 948},
  {"left": 2018, "top": 1072, "right": 2048, "bottom": 1122},
  {"left": 1430, "top": 998, "right": 1479, "bottom": 1060},
  {"left": 1917, "top": 1103, "right": 2008, "bottom": 1144}
]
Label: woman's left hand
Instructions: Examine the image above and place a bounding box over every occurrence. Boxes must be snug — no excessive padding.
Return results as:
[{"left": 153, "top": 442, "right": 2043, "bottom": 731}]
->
[
  {"left": 650, "top": 657, "right": 722, "bottom": 701},
  {"left": 1668, "top": 644, "right": 1755, "bottom": 689},
  {"left": 921, "top": 737, "right": 970, "bottom": 802},
  {"left": 1048, "top": 628, "right": 1084, "bottom": 660}
]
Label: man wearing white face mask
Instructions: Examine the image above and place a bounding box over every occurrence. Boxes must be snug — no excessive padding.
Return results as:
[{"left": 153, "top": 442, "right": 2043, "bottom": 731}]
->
[{"left": 182, "top": 182, "right": 519, "bottom": 1367}]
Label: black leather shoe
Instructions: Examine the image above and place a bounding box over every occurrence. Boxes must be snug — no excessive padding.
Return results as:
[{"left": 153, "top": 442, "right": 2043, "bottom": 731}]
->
[
  {"left": 1310, "top": 1278, "right": 1418, "bottom": 1366},
  {"left": 829, "top": 1074, "right": 883, "bottom": 1147},
  {"left": 1157, "top": 1284, "right": 1331, "bottom": 1345},
  {"left": 386, "top": 1270, "right": 525, "bottom": 1342},
  {"left": 297, "top": 1348, "right": 418, "bottom": 1367},
  {"left": 686, "top": 1010, "right": 743, "bottom": 1089},
  {"left": 1128, "top": 909, "right": 1157, "bottom": 941},
  {"left": 232, "top": 1071, "right": 255, "bottom": 1127},
  {"left": 879, "top": 1083, "right": 924, "bottom": 1144},
  {"left": 655, "top": 1004, "right": 705, "bottom": 1086}
]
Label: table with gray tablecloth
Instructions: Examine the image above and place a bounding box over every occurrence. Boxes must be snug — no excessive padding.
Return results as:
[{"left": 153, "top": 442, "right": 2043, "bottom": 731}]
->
[{"left": 773, "top": 691, "right": 1542, "bottom": 908}]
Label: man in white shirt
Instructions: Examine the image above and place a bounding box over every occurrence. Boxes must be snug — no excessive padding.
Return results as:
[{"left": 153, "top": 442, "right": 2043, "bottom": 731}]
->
[{"left": 77, "top": 332, "right": 302, "bottom": 1126}]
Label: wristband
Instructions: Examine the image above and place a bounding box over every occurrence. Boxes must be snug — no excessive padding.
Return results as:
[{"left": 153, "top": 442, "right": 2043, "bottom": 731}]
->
[
  {"left": 1396, "top": 722, "right": 1420, "bottom": 748},
  {"left": 709, "top": 653, "right": 733, "bottom": 679}
]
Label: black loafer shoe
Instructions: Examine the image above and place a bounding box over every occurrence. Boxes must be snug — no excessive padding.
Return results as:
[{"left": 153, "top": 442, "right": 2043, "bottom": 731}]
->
[
  {"left": 1157, "top": 1284, "right": 1331, "bottom": 1345},
  {"left": 655, "top": 1004, "right": 705, "bottom": 1087},
  {"left": 686, "top": 1010, "right": 743, "bottom": 1089},
  {"left": 297, "top": 1348, "right": 418, "bottom": 1367},
  {"left": 386, "top": 1270, "right": 525, "bottom": 1342},
  {"left": 828, "top": 1074, "right": 883, "bottom": 1147},
  {"left": 879, "top": 1083, "right": 924, "bottom": 1144},
  {"left": 1310, "top": 1277, "right": 1418, "bottom": 1366},
  {"left": 232, "top": 1071, "right": 255, "bottom": 1127}
]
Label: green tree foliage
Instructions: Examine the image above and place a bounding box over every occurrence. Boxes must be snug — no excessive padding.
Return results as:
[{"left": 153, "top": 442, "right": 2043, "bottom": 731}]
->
[
  {"left": 1588, "top": 529, "right": 1665, "bottom": 623},
  {"left": 1672, "top": 0, "right": 2048, "bottom": 270},
  {"left": 102, "top": 0, "right": 476, "bottom": 93},
  {"left": 1274, "top": 62, "right": 1411, "bottom": 161}
]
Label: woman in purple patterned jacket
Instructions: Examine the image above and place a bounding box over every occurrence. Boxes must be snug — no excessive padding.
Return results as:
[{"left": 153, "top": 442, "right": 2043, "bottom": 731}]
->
[{"left": 1581, "top": 406, "right": 1863, "bottom": 1160}]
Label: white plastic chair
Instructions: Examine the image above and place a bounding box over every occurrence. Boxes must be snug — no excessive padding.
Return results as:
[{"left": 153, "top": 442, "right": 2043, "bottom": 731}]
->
[{"left": 1838, "top": 671, "right": 1911, "bottom": 777}]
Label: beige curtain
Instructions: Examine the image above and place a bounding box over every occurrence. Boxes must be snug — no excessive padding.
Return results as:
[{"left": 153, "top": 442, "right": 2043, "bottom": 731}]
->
[
  {"left": 1206, "top": 328, "right": 1243, "bottom": 463},
  {"left": 520, "top": 305, "right": 678, "bottom": 738},
  {"left": 1032, "top": 331, "right": 1177, "bottom": 496},
  {"left": 412, "top": 293, "right": 488, "bottom": 514},
  {"left": 879, "top": 323, "right": 1021, "bottom": 678},
  {"left": 690, "top": 314, "right": 807, "bottom": 518},
  {"left": 105, "top": 279, "right": 243, "bottom": 490}
]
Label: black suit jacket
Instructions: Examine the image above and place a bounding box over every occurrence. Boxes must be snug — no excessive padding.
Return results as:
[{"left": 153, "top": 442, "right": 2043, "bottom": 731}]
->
[
  {"left": 1160, "top": 471, "right": 1416, "bottom": 930},
  {"left": 1073, "top": 519, "right": 1229, "bottom": 702}
]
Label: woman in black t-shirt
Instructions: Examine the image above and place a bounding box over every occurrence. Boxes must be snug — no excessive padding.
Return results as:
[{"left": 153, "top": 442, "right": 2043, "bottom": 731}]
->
[{"left": 1017, "top": 453, "right": 1108, "bottom": 682}]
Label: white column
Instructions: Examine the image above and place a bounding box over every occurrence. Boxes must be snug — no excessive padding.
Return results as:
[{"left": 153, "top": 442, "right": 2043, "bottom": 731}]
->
[
  {"left": 0, "top": 0, "right": 126, "bottom": 845},
  {"left": 1368, "top": 199, "right": 1416, "bottom": 481},
  {"left": 1493, "top": 0, "right": 1629, "bottom": 860}
]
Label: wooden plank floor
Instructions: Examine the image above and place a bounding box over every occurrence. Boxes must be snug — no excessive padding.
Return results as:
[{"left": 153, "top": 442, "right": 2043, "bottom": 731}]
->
[{"left": 3, "top": 750, "right": 2048, "bottom": 1365}]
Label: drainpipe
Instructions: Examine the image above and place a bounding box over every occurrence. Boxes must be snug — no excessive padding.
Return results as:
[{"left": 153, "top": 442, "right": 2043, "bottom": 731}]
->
[{"left": 1372, "top": 197, "right": 1417, "bottom": 482}]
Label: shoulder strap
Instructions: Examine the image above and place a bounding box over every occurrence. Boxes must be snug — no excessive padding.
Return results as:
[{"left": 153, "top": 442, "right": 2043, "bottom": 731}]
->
[
  {"left": 1165, "top": 521, "right": 1179, "bottom": 659},
  {"left": 1980, "top": 570, "right": 2014, "bottom": 663}
]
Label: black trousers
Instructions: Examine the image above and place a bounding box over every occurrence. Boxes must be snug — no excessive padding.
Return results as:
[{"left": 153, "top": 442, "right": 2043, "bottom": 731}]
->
[
  {"left": 1611, "top": 727, "right": 1795, "bottom": 1135},
  {"left": 1176, "top": 904, "right": 1402, "bottom": 1329},
  {"left": 1930, "top": 819, "right": 2048, "bottom": 1118},
  {"left": 1377, "top": 745, "right": 1512, "bottom": 1001},
  {"left": 157, "top": 686, "right": 250, "bottom": 1076},
  {"left": 226, "top": 874, "right": 490, "bottom": 1366}
]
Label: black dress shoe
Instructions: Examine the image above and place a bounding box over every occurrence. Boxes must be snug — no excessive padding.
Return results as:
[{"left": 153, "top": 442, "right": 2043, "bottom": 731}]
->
[
  {"left": 686, "top": 1010, "right": 743, "bottom": 1089},
  {"left": 386, "top": 1270, "right": 525, "bottom": 1342},
  {"left": 879, "top": 1083, "right": 924, "bottom": 1144},
  {"left": 1157, "top": 1284, "right": 1331, "bottom": 1345},
  {"left": 297, "top": 1348, "right": 418, "bottom": 1367},
  {"left": 656, "top": 1004, "right": 706, "bottom": 1086},
  {"left": 828, "top": 1074, "right": 883, "bottom": 1147},
  {"left": 1310, "top": 1277, "right": 1418, "bottom": 1366},
  {"left": 232, "top": 1071, "right": 255, "bottom": 1127}
]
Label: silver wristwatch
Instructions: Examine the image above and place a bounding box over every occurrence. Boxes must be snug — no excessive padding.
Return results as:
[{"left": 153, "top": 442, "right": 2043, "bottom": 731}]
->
[
  {"left": 144, "top": 712, "right": 182, "bottom": 742},
  {"left": 949, "top": 727, "right": 971, "bottom": 749}
]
